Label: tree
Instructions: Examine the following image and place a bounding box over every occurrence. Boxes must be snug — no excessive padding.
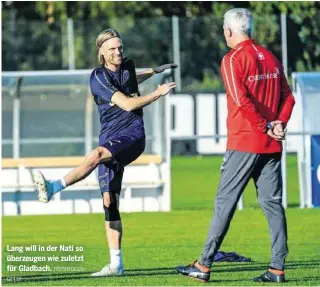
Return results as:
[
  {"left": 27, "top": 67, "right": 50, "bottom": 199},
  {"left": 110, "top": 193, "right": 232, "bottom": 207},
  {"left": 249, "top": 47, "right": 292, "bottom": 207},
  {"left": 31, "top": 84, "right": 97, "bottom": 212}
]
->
[{"left": 2, "top": 1, "right": 320, "bottom": 91}]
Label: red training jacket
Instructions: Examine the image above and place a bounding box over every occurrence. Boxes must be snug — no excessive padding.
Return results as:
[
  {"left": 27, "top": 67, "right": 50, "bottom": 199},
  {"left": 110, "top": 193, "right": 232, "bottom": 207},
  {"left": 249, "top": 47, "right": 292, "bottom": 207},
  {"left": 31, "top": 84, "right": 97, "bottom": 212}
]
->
[{"left": 220, "top": 39, "right": 295, "bottom": 154}]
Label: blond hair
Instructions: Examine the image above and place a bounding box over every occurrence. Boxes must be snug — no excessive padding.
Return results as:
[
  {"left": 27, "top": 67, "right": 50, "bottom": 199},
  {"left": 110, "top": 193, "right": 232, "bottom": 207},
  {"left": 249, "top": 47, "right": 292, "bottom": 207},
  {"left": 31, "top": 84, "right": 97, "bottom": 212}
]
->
[{"left": 96, "top": 29, "right": 122, "bottom": 65}]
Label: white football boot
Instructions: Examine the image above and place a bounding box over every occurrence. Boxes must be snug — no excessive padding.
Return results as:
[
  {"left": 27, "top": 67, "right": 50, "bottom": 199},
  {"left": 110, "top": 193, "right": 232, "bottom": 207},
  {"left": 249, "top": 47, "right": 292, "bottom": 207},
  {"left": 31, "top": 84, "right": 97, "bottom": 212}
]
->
[
  {"left": 91, "top": 264, "right": 124, "bottom": 277},
  {"left": 33, "top": 170, "right": 54, "bottom": 203}
]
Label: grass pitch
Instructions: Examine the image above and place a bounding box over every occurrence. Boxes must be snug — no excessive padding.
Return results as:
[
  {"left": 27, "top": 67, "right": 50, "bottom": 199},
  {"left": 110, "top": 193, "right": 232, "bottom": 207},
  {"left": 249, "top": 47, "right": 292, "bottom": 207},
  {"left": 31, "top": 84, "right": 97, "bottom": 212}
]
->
[{"left": 2, "top": 155, "right": 320, "bottom": 286}]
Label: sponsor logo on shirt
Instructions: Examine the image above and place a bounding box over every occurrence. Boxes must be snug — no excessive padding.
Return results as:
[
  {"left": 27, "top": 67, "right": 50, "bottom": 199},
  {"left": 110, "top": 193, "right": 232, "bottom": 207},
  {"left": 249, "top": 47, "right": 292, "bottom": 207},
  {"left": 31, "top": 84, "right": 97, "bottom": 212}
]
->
[{"left": 248, "top": 71, "right": 279, "bottom": 82}]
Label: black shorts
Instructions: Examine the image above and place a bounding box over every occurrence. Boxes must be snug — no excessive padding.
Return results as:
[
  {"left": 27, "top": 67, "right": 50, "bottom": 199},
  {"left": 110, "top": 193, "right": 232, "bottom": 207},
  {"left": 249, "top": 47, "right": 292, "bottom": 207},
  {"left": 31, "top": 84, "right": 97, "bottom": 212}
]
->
[{"left": 98, "top": 134, "right": 145, "bottom": 194}]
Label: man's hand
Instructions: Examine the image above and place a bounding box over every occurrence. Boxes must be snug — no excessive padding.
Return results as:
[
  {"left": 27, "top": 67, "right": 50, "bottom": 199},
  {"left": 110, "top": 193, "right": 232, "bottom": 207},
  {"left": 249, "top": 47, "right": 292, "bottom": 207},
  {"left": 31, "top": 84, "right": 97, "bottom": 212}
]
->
[
  {"left": 153, "top": 63, "right": 178, "bottom": 74},
  {"left": 137, "top": 64, "right": 178, "bottom": 85},
  {"left": 156, "top": 82, "right": 177, "bottom": 96},
  {"left": 267, "top": 120, "right": 287, "bottom": 141}
]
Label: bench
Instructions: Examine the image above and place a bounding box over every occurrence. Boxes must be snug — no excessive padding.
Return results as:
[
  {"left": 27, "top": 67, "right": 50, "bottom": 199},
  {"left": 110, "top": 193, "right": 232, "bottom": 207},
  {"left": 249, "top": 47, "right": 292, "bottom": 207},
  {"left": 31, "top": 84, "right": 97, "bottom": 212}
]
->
[
  {"left": 1, "top": 154, "right": 170, "bottom": 215},
  {"left": 2, "top": 155, "right": 162, "bottom": 168}
]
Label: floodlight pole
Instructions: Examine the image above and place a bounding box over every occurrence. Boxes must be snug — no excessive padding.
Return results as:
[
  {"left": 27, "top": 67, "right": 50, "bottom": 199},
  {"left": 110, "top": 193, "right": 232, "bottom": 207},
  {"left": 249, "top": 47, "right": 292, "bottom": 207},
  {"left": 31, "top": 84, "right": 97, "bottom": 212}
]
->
[
  {"left": 13, "top": 77, "right": 23, "bottom": 159},
  {"left": 67, "top": 18, "right": 75, "bottom": 70},
  {"left": 281, "top": 13, "right": 288, "bottom": 208},
  {"left": 172, "top": 16, "right": 181, "bottom": 92}
]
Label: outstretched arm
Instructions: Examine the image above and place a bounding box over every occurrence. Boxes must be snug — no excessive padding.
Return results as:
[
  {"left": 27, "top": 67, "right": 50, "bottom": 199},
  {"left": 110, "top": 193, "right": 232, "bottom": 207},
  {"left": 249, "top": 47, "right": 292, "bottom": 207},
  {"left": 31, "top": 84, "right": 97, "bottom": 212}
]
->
[
  {"left": 137, "top": 63, "right": 178, "bottom": 84},
  {"left": 111, "top": 82, "right": 177, "bottom": 111},
  {"left": 91, "top": 67, "right": 177, "bottom": 112},
  {"left": 137, "top": 68, "right": 155, "bottom": 84}
]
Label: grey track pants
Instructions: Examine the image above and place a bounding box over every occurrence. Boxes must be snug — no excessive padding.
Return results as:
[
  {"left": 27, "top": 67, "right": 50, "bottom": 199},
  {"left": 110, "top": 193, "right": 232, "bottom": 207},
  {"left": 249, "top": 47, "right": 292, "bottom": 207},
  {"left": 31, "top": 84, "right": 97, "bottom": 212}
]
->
[{"left": 199, "top": 150, "right": 288, "bottom": 270}]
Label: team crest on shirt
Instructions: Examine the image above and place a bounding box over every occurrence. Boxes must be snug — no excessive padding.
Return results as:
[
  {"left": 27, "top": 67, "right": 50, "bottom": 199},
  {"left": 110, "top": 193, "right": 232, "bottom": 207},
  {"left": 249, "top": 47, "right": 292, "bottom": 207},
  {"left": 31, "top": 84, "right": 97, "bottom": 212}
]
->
[
  {"left": 123, "top": 70, "right": 130, "bottom": 83},
  {"left": 257, "top": 52, "right": 265, "bottom": 60}
]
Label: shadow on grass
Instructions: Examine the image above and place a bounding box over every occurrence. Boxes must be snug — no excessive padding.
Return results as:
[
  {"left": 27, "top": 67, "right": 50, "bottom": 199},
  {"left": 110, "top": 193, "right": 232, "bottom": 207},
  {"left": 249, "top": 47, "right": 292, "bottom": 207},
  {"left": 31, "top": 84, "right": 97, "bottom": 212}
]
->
[
  {"left": 287, "top": 203, "right": 300, "bottom": 208},
  {"left": 2, "top": 259, "right": 320, "bottom": 284}
]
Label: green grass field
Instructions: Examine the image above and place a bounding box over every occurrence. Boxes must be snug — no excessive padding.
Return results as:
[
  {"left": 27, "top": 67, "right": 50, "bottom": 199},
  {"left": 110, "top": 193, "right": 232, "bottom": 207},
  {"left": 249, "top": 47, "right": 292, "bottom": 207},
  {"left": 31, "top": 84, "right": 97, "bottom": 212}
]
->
[{"left": 2, "top": 155, "right": 320, "bottom": 286}]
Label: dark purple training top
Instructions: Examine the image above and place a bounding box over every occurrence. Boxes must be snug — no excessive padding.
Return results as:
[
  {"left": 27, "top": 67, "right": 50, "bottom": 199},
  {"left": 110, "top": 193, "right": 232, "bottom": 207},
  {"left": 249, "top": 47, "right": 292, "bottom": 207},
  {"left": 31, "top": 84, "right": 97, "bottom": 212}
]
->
[{"left": 90, "top": 65, "right": 145, "bottom": 145}]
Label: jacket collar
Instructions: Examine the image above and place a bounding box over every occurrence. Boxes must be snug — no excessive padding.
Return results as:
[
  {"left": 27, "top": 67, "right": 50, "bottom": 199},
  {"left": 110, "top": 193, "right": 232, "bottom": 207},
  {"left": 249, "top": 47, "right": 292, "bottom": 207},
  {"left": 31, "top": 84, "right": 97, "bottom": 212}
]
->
[{"left": 234, "top": 39, "right": 254, "bottom": 50}]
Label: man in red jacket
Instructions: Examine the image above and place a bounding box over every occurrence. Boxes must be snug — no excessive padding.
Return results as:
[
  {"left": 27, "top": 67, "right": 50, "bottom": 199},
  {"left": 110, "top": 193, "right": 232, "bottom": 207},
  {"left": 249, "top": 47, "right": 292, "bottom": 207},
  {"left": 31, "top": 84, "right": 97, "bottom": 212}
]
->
[{"left": 176, "top": 8, "right": 295, "bottom": 283}]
